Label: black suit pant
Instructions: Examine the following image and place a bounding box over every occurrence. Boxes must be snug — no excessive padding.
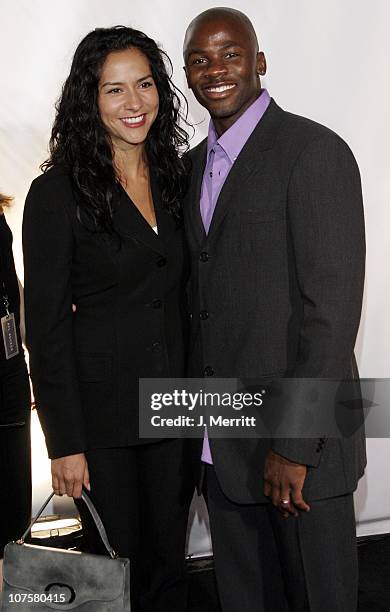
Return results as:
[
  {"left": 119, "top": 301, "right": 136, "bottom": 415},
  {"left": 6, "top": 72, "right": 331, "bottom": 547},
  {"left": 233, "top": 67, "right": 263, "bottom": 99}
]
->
[
  {"left": 76, "top": 439, "right": 193, "bottom": 612},
  {"left": 205, "top": 465, "right": 358, "bottom": 612},
  {"left": 0, "top": 418, "right": 31, "bottom": 554},
  {"left": 0, "top": 363, "right": 31, "bottom": 555}
]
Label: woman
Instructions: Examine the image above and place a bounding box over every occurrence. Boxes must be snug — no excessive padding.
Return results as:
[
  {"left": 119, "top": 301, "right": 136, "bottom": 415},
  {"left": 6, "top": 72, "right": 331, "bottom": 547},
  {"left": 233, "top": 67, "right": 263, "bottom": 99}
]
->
[
  {"left": 23, "top": 27, "right": 192, "bottom": 611},
  {"left": 0, "top": 194, "right": 31, "bottom": 587}
]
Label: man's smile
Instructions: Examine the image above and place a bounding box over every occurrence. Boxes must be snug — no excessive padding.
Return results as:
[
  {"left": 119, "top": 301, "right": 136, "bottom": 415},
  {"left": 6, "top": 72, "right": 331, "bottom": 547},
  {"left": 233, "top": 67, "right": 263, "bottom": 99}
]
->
[{"left": 202, "top": 83, "right": 237, "bottom": 98}]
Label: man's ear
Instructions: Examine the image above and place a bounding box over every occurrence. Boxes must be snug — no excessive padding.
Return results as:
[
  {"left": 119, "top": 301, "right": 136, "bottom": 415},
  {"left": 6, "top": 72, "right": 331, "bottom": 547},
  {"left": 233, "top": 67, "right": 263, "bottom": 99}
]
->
[
  {"left": 183, "top": 64, "right": 191, "bottom": 89},
  {"left": 256, "top": 51, "right": 267, "bottom": 76}
]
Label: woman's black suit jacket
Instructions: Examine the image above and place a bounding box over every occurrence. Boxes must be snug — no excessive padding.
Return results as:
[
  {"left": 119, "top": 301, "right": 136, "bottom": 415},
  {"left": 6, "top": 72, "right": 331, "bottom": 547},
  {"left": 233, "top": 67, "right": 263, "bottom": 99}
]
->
[{"left": 23, "top": 165, "right": 189, "bottom": 459}]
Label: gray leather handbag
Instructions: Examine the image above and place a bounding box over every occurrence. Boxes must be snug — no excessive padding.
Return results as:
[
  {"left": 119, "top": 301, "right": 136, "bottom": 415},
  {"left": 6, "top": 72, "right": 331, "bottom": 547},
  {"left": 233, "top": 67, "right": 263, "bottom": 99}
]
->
[{"left": 1, "top": 491, "right": 130, "bottom": 610}]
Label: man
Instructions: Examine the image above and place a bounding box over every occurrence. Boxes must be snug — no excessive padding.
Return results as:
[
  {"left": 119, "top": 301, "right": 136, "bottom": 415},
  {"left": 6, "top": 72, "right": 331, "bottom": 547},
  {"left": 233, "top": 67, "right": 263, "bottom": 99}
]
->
[{"left": 183, "top": 7, "right": 366, "bottom": 612}]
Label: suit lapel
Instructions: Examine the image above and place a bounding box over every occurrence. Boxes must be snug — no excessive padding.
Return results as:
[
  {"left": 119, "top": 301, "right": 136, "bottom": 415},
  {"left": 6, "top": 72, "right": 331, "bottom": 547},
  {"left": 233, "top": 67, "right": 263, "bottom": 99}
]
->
[
  {"left": 113, "top": 173, "right": 168, "bottom": 256},
  {"left": 206, "top": 100, "right": 285, "bottom": 240},
  {"left": 151, "top": 170, "right": 177, "bottom": 249},
  {"left": 185, "top": 140, "right": 207, "bottom": 246}
]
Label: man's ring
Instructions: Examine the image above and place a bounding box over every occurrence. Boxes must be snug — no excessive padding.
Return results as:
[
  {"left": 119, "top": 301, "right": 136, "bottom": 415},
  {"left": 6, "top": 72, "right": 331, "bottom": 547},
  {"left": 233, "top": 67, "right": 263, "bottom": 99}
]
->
[{"left": 280, "top": 499, "right": 290, "bottom": 505}]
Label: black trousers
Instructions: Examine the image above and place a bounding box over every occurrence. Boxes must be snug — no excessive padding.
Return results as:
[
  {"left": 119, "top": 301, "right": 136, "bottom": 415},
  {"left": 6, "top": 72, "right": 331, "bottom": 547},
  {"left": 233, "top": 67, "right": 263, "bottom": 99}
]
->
[
  {"left": 0, "top": 363, "right": 32, "bottom": 555},
  {"left": 76, "top": 439, "right": 193, "bottom": 612},
  {"left": 205, "top": 465, "right": 358, "bottom": 612}
]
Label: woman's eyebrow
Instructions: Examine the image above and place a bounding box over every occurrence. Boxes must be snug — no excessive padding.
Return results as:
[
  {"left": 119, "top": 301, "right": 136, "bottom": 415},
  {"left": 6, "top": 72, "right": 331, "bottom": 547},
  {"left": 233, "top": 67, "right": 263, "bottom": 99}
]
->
[
  {"left": 101, "top": 80, "right": 123, "bottom": 87},
  {"left": 137, "top": 74, "right": 153, "bottom": 83},
  {"left": 100, "top": 74, "right": 152, "bottom": 88}
]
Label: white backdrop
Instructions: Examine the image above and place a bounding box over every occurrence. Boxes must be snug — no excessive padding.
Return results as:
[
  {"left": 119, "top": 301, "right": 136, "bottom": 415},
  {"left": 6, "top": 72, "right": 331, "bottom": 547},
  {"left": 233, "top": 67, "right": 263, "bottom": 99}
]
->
[{"left": 1, "top": 0, "right": 389, "bottom": 554}]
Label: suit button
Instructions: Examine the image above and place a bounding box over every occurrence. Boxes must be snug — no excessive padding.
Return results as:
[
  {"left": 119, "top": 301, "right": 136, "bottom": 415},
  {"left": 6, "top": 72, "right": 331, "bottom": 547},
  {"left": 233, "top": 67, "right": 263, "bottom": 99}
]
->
[
  {"left": 152, "top": 341, "right": 162, "bottom": 353},
  {"left": 200, "top": 310, "right": 209, "bottom": 320},
  {"left": 151, "top": 299, "right": 162, "bottom": 309},
  {"left": 199, "top": 252, "right": 209, "bottom": 262},
  {"left": 157, "top": 257, "right": 167, "bottom": 267},
  {"left": 204, "top": 366, "right": 214, "bottom": 377}
]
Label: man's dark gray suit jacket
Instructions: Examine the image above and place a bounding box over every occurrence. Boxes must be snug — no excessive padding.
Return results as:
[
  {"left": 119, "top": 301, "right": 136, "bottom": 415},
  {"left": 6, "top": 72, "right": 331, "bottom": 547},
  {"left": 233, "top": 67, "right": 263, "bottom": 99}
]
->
[{"left": 183, "top": 99, "right": 366, "bottom": 504}]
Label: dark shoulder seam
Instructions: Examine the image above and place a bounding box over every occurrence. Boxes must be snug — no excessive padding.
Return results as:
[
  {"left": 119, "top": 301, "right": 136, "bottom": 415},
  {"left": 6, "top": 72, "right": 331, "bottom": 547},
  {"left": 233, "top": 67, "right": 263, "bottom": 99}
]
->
[
  {"left": 30, "top": 165, "right": 71, "bottom": 189},
  {"left": 27, "top": 169, "right": 75, "bottom": 222},
  {"left": 286, "top": 131, "right": 352, "bottom": 194},
  {"left": 189, "top": 137, "right": 207, "bottom": 159}
]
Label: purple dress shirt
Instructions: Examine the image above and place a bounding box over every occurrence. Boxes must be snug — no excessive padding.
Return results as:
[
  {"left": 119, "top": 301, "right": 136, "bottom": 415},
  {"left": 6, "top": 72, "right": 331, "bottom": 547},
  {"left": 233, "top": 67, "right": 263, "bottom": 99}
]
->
[{"left": 199, "top": 89, "right": 271, "bottom": 464}]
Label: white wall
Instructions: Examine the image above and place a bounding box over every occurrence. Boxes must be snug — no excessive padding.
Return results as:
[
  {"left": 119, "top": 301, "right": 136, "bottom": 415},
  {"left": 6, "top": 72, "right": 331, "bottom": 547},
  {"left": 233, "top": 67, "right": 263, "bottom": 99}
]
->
[{"left": 1, "top": 0, "right": 389, "bottom": 550}]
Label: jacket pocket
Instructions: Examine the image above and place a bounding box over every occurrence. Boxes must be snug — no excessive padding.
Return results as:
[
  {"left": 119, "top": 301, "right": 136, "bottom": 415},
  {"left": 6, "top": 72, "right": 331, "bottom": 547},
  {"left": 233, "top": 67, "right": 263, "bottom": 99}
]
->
[{"left": 76, "top": 353, "right": 112, "bottom": 383}]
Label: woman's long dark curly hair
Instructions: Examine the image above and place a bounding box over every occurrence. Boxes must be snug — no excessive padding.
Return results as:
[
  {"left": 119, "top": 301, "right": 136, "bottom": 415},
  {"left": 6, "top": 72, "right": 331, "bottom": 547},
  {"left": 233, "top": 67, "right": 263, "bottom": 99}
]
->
[{"left": 42, "top": 26, "right": 190, "bottom": 231}]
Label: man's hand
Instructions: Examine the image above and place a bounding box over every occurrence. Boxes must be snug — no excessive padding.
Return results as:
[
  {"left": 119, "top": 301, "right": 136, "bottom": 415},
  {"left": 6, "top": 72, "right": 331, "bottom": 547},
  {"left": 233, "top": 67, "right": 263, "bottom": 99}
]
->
[
  {"left": 264, "top": 450, "right": 310, "bottom": 517},
  {"left": 51, "top": 453, "right": 90, "bottom": 499}
]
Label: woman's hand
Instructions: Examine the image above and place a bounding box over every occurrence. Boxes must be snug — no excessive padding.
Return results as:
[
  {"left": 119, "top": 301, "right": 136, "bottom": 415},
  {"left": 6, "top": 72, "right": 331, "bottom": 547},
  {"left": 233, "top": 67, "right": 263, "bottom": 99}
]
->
[{"left": 51, "top": 453, "right": 90, "bottom": 498}]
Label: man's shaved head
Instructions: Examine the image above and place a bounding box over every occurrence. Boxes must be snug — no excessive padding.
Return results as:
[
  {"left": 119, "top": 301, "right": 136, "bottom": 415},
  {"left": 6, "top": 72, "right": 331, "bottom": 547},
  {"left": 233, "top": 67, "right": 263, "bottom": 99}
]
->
[
  {"left": 183, "top": 6, "right": 266, "bottom": 133},
  {"left": 183, "top": 7, "right": 259, "bottom": 59}
]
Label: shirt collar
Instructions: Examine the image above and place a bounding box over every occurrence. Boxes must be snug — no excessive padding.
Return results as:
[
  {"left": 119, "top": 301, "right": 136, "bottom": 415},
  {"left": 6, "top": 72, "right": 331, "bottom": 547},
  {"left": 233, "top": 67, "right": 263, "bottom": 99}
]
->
[{"left": 206, "top": 89, "right": 271, "bottom": 163}]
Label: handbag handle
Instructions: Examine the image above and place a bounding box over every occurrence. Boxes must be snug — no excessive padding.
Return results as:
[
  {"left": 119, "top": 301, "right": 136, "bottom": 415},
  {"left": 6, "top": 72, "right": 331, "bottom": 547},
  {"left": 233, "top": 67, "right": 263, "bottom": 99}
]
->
[{"left": 19, "top": 490, "right": 118, "bottom": 559}]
